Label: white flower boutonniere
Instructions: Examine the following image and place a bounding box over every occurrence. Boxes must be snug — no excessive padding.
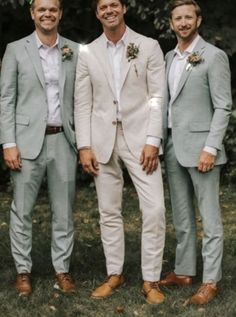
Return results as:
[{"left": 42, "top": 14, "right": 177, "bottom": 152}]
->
[
  {"left": 61, "top": 45, "right": 73, "bottom": 62},
  {"left": 126, "top": 43, "right": 139, "bottom": 77},
  {"left": 186, "top": 51, "right": 204, "bottom": 71}
]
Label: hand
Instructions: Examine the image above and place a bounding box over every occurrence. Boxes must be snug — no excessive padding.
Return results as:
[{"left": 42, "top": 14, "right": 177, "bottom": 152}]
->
[
  {"left": 3, "top": 146, "right": 22, "bottom": 171},
  {"left": 197, "top": 150, "right": 216, "bottom": 173},
  {"left": 79, "top": 148, "right": 99, "bottom": 176},
  {"left": 140, "top": 145, "right": 159, "bottom": 175}
]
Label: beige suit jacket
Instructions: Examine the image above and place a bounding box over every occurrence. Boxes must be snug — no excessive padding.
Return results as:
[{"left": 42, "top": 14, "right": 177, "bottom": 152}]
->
[{"left": 74, "top": 27, "right": 165, "bottom": 163}]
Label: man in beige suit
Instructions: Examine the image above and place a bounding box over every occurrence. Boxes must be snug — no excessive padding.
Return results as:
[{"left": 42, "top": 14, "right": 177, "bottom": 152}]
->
[{"left": 74, "top": 0, "right": 166, "bottom": 305}]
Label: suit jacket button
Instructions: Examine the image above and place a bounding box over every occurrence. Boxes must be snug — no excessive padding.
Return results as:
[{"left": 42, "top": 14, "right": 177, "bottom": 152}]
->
[
  {"left": 112, "top": 121, "right": 117, "bottom": 125},
  {"left": 113, "top": 100, "right": 118, "bottom": 105}
]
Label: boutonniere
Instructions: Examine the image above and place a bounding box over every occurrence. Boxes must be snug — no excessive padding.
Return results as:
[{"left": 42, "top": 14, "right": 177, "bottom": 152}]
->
[
  {"left": 61, "top": 45, "right": 73, "bottom": 62},
  {"left": 186, "top": 51, "right": 204, "bottom": 71},
  {"left": 126, "top": 43, "right": 139, "bottom": 77}
]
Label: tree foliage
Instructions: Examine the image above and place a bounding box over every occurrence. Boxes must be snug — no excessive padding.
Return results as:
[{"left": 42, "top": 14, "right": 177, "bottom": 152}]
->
[{"left": 0, "top": 0, "right": 235, "bottom": 184}]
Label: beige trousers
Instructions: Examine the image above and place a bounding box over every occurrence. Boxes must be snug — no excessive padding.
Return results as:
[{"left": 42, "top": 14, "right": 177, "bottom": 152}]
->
[{"left": 94, "top": 124, "right": 166, "bottom": 281}]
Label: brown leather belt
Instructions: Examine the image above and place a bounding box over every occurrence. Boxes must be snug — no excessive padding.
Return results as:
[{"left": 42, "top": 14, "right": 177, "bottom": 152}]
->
[{"left": 45, "top": 126, "right": 64, "bottom": 135}]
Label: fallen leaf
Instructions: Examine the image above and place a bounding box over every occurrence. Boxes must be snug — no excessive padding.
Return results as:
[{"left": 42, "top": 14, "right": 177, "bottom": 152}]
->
[
  {"left": 49, "top": 305, "right": 57, "bottom": 312},
  {"left": 182, "top": 298, "right": 190, "bottom": 307},
  {"left": 116, "top": 306, "right": 125, "bottom": 314},
  {"left": 53, "top": 292, "right": 60, "bottom": 299},
  {"left": 198, "top": 307, "right": 206, "bottom": 313}
]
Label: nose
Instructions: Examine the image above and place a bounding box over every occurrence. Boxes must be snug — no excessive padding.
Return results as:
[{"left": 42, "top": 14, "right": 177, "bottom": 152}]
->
[
  {"left": 44, "top": 9, "right": 51, "bottom": 16},
  {"left": 180, "top": 18, "right": 187, "bottom": 26},
  {"left": 105, "top": 5, "right": 113, "bottom": 14}
]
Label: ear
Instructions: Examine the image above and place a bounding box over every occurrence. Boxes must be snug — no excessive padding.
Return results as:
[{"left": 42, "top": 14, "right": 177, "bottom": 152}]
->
[
  {"left": 197, "top": 15, "right": 202, "bottom": 28},
  {"left": 59, "top": 9, "right": 63, "bottom": 20},
  {"left": 169, "top": 18, "right": 174, "bottom": 31},
  {"left": 30, "top": 8, "right": 34, "bottom": 21},
  {"left": 123, "top": 5, "right": 127, "bottom": 14}
]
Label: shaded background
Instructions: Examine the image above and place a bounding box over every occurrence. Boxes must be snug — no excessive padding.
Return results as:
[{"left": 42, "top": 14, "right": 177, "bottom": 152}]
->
[{"left": 0, "top": 0, "right": 235, "bottom": 185}]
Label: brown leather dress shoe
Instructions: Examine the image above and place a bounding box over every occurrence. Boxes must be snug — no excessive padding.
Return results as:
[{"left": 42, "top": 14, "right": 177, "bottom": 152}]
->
[
  {"left": 159, "top": 272, "right": 192, "bottom": 287},
  {"left": 15, "top": 273, "right": 32, "bottom": 296},
  {"left": 54, "top": 273, "right": 76, "bottom": 293},
  {"left": 142, "top": 281, "right": 165, "bottom": 305},
  {"left": 91, "top": 275, "right": 125, "bottom": 299},
  {"left": 190, "top": 283, "right": 219, "bottom": 305}
]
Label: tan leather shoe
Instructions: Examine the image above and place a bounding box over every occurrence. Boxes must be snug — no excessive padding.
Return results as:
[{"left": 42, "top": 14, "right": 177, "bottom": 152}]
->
[
  {"left": 54, "top": 273, "right": 76, "bottom": 293},
  {"left": 15, "top": 273, "right": 32, "bottom": 296},
  {"left": 159, "top": 272, "right": 192, "bottom": 287},
  {"left": 91, "top": 275, "right": 125, "bottom": 299},
  {"left": 190, "top": 283, "right": 219, "bottom": 305},
  {"left": 142, "top": 281, "right": 165, "bottom": 305}
]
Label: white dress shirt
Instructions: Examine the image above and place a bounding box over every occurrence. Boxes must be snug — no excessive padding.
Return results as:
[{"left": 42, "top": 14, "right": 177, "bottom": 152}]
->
[
  {"left": 36, "top": 32, "right": 62, "bottom": 127},
  {"left": 168, "top": 35, "right": 216, "bottom": 156},
  {"left": 104, "top": 28, "right": 161, "bottom": 148}
]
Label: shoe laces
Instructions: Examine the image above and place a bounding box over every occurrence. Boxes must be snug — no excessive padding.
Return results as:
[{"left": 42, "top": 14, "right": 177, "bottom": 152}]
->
[
  {"left": 104, "top": 275, "right": 119, "bottom": 282},
  {"left": 149, "top": 281, "right": 160, "bottom": 290},
  {"left": 59, "top": 273, "right": 73, "bottom": 283},
  {"left": 19, "top": 273, "right": 30, "bottom": 281},
  {"left": 197, "top": 283, "right": 215, "bottom": 296}
]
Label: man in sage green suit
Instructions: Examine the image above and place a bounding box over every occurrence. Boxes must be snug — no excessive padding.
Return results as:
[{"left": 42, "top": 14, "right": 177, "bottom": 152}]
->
[
  {"left": 160, "top": 0, "right": 232, "bottom": 305},
  {"left": 0, "top": 0, "right": 78, "bottom": 296}
]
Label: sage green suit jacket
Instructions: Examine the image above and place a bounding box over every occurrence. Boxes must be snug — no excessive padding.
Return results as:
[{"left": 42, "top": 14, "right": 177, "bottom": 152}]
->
[
  {"left": 0, "top": 33, "right": 78, "bottom": 158},
  {"left": 163, "top": 37, "right": 232, "bottom": 167}
]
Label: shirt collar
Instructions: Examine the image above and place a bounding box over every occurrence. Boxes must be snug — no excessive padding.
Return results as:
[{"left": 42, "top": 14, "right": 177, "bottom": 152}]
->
[
  {"left": 34, "top": 31, "right": 59, "bottom": 49},
  {"left": 174, "top": 34, "right": 201, "bottom": 57},
  {"left": 103, "top": 26, "right": 129, "bottom": 47}
]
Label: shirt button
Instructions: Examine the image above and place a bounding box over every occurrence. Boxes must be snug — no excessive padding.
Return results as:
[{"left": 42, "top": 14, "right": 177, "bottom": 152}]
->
[{"left": 112, "top": 121, "right": 117, "bottom": 125}]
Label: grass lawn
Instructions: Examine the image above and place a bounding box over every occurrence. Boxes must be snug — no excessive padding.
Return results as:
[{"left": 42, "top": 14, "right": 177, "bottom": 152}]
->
[{"left": 0, "top": 180, "right": 235, "bottom": 317}]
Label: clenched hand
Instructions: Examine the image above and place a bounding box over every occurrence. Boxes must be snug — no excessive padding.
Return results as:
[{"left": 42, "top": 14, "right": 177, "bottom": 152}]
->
[
  {"left": 3, "top": 147, "right": 22, "bottom": 171},
  {"left": 140, "top": 145, "right": 159, "bottom": 175},
  {"left": 79, "top": 148, "right": 99, "bottom": 176}
]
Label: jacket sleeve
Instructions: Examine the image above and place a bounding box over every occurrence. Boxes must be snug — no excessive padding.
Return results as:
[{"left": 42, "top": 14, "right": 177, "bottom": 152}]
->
[{"left": 0, "top": 43, "right": 18, "bottom": 144}]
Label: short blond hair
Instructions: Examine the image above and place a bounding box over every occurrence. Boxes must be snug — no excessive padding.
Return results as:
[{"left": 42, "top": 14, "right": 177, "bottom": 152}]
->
[{"left": 169, "top": 0, "right": 201, "bottom": 18}]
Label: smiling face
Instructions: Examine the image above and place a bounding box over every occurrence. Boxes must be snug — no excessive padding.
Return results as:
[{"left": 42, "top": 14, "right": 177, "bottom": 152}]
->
[
  {"left": 95, "top": 0, "right": 126, "bottom": 33},
  {"left": 30, "top": 0, "right": 62, "bottom": 36},
  {"left": 170, "top": 4, "right": 202, "bottom": 44}
]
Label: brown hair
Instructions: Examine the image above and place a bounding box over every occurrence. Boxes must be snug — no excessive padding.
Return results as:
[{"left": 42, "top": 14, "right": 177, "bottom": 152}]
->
[
  {"left": 169, "top": 0, "right": 201, "bottom": 17},
  {"left": 92, "top": 0, "right": 126, "bottom": 11}
]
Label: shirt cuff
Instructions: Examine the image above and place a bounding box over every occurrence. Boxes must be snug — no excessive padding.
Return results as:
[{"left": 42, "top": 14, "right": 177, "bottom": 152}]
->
[
  {"left": 3, "top": 143, "right": 16, "bottom": 149},
  {"left": 203, "top": 146, "right": 217, "bottom": 156},
  {"left": 146, "top": 136, "right": 161, "bottom": 148},
  {"left": 78, "top": 146, "right": 91, "bottom": 150}
]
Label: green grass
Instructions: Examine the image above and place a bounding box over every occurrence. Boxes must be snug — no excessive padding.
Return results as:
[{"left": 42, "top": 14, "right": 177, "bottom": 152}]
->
[{"left": 0, "top": 182, "right": 236, "bottom": 317}]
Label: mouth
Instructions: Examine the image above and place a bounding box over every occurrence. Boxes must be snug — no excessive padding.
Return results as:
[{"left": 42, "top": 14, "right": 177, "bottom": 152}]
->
[
  {"left": 105, "top": 15, "right": 117, "bottom": 22},
  {"left": 40, "top": 19, "right": 55, "bottom": 23},
  {"left": 179, "top": 28, "right": 190, "bottom": 32}
]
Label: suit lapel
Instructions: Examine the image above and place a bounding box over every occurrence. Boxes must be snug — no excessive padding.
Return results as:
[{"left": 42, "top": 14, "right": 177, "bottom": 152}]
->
[
  {"left": 92, "top": 36, "right": 116, "bottom": 97},
  {"left": 25, "top": 33, "right": 45, "bottom": 89},
  {"left": 165, "top": 50, "right": 175, "bottom": 102},
  {"left": 171, "top": 63, "right": 192, "bottom": 104},
  {"left": 120, "top": 29, "right": 139, "bottom": 90},
  {"left": 58, "top": 36, "right": 66, "bottom": 102},
  {"left": 171, "top": 37, "right": 206, "bottom": 104}
]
